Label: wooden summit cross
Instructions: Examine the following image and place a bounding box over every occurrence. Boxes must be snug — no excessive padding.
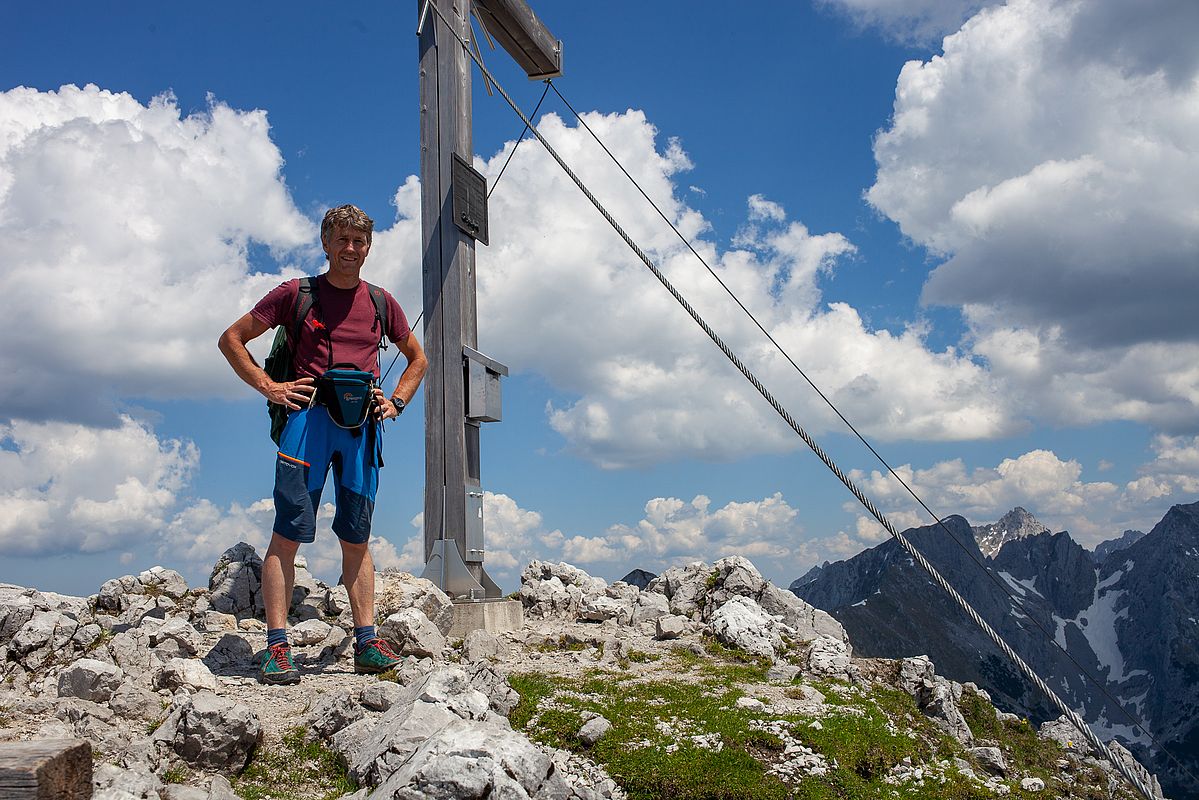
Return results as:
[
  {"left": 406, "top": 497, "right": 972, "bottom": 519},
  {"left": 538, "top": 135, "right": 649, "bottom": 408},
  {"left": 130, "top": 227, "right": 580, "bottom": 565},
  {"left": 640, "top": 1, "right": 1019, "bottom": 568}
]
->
[{"left": 417, "top": 0, "right": 562, "bottom": 601}]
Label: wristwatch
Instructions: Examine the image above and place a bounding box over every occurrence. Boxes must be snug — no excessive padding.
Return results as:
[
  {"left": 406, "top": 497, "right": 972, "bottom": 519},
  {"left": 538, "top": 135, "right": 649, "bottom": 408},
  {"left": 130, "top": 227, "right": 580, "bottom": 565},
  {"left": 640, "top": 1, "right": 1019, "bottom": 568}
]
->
[{"left": 390, "top": 396, "right": 406, "bottom": 415}]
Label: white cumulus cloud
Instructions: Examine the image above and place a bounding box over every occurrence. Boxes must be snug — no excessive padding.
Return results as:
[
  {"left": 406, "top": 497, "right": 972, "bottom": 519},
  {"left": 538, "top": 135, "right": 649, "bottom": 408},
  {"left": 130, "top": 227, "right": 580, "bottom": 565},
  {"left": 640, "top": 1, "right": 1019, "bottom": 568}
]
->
[
  {"left": 0, "top": 84, "right": 313, "bottom": 422},
  {"left": 0, "top": 416, "right": 197, "bottom": 556},
  {"left": 475, "top": 111, "right": 1016, "bottom": 467},
  {"left": 867, "top": 0, "right": 1199, "bottom": 431}
]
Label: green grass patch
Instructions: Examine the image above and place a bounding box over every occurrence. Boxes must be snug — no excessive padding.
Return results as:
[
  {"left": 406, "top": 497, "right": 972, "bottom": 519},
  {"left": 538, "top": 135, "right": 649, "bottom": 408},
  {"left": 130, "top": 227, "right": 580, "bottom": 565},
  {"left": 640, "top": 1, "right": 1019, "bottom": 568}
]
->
[
  {"left": 627, "top": 650, "right": 660, "bottom": 663},
  {"left": 509, "top": 658, "right": 1139, "bottom": 800},
  {"left": 534, "top": 635, "right": 590, "bottom": 653},
  {"left": 235, "top": 726, "right": 356, "bottom": 800},
  {"left": 162, "top": 765, "right": 190, "bottom": 784},
  {"left": 959, "top": 689, "right": 1062, "bottom": 775}
]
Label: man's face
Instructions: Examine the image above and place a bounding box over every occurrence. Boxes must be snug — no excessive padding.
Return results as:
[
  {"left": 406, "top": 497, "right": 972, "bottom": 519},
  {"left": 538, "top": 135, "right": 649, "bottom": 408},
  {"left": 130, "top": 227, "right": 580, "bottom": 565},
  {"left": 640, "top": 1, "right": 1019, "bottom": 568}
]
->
[{"left": 323, "top": 225, "right": 371, "bottom": 275}]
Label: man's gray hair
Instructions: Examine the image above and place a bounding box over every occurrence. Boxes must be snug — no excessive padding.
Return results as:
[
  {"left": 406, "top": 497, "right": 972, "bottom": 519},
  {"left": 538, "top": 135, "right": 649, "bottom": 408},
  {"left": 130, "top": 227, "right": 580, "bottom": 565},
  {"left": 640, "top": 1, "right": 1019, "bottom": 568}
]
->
[{"left": 321, "top": 204, "right": 374, "bottom": 245}]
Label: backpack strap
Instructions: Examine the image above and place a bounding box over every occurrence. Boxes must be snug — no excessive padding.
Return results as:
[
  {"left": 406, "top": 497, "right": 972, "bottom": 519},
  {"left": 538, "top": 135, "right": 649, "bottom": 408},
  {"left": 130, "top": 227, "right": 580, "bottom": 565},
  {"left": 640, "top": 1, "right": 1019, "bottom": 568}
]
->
[
  {"left": 291, "top": 276, "right": 320, "bottom": 343},
  {"left": 364, "top": 281, "right": 389, "bottom": 352}
]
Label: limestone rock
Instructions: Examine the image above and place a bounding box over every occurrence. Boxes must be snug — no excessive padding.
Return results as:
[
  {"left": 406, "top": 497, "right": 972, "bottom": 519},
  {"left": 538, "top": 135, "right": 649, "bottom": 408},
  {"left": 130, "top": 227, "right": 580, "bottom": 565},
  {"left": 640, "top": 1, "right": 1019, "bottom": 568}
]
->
[
  {"left": 153, "top": 691, "right": 262, "bottom": 774},
  {"left": 654, "top": 614, "right": 690, "bottom": 640},
  {"left": 291, "top": 618, "right": 333, "bottom": 646},
  {"left": 577, "top": 714, "right": 613, "bottom": 748},
  {"left": 305, "top": 689, "right": 366, "bottom": 741},
  {"left": 369, "top": 719, "right": 562, "bottom": 799},
  {"left": 154, "top": 658, "right": 220, "bottom": 694},
  {"left": 151, "top": 617, "right": 203, "bottom": 659},
  {"left": 379, "top": 607, "right": 446, "bottom": 659},
  {"left": 139, "top": 567, "right": 190, "bottom": 601},
  {"left": 1038, "top": 715, "right": 1096, "bottom": 755},
  {"left": 461, "top": 629, "right": 501, "bottom": 663},
  {"left": 970, "top": 745, "right": 1007, "bottom": 777},
  {"left": 519, "top": 561, "right": 608, "bottom": 620},
  {"left": 361, "top": 680, "right": 407, "bottom": 712},
  {"left": 895, "top": 655, "right": 973, "bottom": 744},
  {"left": 630, "top": 591, "right": 669, "bottom": 625},
  {"left": 337, "top": 667, "right": 495, "bottom": 788},
  {"left": 110, "top": 680, "right": 165, "bottom": 721},
  {"left": 468, "top": 661, "right": 520, "bottom": 716},
  {"left": 58, "top": 657, "right": 125, "bottom": 702},
  {"left": 376, "top": 570, "right": 455, "bottom": 636},
  {"left": 578, "top": 594, "right": 632, "bottom": 625},
  {"left": 9, "top": 610, "right": 92, "bottom": 672},
  {"left": 707, "top": 595, "right": 783, "bottom": 660},
  {"left": 647, "top": 561, "right": 711, "bottom": 619},
  {"left": 208, "top": 543, "right": 263, "bottom": 618},
  {"left": 201, "top": 633, "right": 255, "bottom": 677},
  {"left": 705, "top": 555, "right": 766, "bottom": 615},
  {"left": 93, "top": 762, "right": 164, "bottom": 800}
]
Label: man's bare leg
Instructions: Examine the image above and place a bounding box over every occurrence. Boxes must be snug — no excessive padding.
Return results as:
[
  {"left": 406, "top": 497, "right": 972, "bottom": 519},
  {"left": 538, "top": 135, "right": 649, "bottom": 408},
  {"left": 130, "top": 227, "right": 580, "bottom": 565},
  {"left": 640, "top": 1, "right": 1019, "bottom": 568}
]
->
[
  {"left": 262, "top": 532, "right": 301, "bottom": 631},
  {"left": 340, "top": 539, "right": 375, "bottom": 629}
]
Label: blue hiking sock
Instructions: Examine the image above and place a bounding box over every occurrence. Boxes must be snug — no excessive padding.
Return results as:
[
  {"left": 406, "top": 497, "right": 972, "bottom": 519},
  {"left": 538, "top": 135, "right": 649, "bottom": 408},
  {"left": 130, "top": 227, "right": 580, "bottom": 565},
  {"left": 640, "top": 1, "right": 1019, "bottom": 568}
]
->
[
  {"left": 267, "top": 628, "right": 289, "bottom": 649},
  {"left": 355, "top": 625, "right": 377, "bottom": 651}
]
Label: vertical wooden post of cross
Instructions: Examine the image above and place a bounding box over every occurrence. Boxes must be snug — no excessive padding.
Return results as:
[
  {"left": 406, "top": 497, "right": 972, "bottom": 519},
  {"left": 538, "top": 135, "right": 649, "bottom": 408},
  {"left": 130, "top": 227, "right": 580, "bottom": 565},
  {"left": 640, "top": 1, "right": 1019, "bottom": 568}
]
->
[{"left": 417, "top": 0, "right": 561, "bottom": 600}]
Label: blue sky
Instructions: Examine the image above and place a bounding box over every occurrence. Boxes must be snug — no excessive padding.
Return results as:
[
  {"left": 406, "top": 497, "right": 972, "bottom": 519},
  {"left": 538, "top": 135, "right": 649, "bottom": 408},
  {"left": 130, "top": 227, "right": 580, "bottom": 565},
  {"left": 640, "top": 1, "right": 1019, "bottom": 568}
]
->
[{"left": 2, "top": 0, "right": 1196, "bottom": 596}]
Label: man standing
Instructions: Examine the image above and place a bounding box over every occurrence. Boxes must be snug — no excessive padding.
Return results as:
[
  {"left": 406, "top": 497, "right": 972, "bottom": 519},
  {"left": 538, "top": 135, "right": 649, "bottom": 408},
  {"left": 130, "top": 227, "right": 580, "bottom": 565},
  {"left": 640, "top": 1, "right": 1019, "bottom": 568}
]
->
[{"left": 218, "top": 205, "right": 427, "bottom": 684}]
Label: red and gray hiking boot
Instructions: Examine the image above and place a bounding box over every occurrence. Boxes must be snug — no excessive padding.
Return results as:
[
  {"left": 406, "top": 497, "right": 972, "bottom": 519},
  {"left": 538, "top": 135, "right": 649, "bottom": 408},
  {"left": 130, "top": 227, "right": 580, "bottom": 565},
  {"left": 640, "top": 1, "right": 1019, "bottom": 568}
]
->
[
  {"left": 259, "top": 643, "right": 300, "bottom": 685},
  {"left": 354, "top": 637, "right": 402, "bottom": 674}
]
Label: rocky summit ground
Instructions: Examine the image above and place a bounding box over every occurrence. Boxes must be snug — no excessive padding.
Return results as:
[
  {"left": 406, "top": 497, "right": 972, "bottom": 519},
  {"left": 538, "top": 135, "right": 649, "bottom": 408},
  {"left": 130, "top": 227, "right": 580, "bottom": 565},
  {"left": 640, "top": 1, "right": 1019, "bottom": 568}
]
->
[{"left": 0, "top": 547, "right": 1169, "bottom": 799}]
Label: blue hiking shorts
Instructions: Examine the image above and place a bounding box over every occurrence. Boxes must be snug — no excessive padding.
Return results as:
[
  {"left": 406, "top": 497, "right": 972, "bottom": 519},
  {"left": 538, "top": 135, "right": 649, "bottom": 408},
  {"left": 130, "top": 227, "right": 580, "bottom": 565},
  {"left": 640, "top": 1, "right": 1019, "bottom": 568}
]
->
[{"left": 273, "top": 407, "right": 384, "bottom": 545}]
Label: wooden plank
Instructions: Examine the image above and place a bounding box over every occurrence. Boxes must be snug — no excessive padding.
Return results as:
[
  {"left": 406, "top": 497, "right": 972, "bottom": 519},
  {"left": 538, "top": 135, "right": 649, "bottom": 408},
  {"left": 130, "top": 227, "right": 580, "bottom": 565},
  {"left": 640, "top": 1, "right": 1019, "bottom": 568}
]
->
[
  {"left": 473, "top": 0, "right": 562, "bottom": 78},
  {"left": 419, "top": 0, "right": 446, "bottom": 563},
  {"left": 420, "top": 0, "right": 476, "bottom": 569},
  {"left": 0, "top": 739, "right": 92, "bottom": 800}
]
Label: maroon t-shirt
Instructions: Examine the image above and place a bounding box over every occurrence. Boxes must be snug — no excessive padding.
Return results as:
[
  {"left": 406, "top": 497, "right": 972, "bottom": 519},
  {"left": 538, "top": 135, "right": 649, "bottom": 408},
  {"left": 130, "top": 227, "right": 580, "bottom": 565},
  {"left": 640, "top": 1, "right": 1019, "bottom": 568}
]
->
[{"left": 251, "top": 275, "right": 411, "bottom": 380}]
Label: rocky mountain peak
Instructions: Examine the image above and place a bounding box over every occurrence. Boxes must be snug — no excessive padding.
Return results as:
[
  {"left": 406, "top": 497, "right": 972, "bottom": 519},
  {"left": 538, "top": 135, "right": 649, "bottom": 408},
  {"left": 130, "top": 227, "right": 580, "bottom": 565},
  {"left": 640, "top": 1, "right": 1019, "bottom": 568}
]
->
[
  {"left": 1092, "top": 529, "right": 1146, "bottom": 564},
  {"left": 0, "top": 547, "right": 1161, "bottom": 799},
  {"left": 972, "top": 507, "right": 1050, "bottom": 558}
]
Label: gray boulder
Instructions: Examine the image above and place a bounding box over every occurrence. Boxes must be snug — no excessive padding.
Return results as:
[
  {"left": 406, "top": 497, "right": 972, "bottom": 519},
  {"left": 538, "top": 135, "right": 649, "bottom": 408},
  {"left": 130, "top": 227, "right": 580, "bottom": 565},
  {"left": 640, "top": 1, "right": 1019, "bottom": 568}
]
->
[
  {"left": 361, "top": 681, "right": 408, "bottom": 712},
  {"left": 704, "top": 555, "right": 766, "bottom": 615},
  {"left": 291, "top": 618, "right": 333, "bottom": 646},
  {"left": 654, "top": 614, "right": 690, "bottom": 640},
  {"left": 154, "top": 658, "right": 220, "bottom": 694},
  {"left": 208, "top": 543, "right": 264, "bottom": 618},
  {"left": 109, "top": 680, "right": 165, "bottom": 721},
  {"left": 337, "top": 667, "right": 495, "bottom": 788},
  {"left": 468, "top": 662, "right": 521, "bottom": 716},
  {"left": 9, "top": 610, "right": 96, "bottom": 672},
  {"left": 519, "top": 561, "right": 608, "bottom": 620},
  {"left": 153, "top": 691, "right": 262, "bottom": 773},
  {"left": 460, "top": 629, "right": 501, "bottom": 663},
  {"left": 970, "top": 745, "right": 1007, "bottom": 776},
  {"left": 380, "top": 608, "right": 445, "bottom": 659},
  {"left": 58, "top": 657, "right": 125, "bottom": 702},
  {"left": 578, "top": 594, "right": 633, "bottom": 625},
  {"left": 578, "top": 715, "right": 612, "bottom": 746},
  {"left": 896, "top": 656, "right": 973, "bottom": 744},
  {"left": 151, "top": 617, "right": 203, "bottom": 659},
  {"left": 707, "top": 595, "right": 783, "bottom": 660},
  {"left": 93, "top": 763, "right": 164, "bottom": 800},
  {"left": 138, "top": 566, "right": 190, "bottom": 601},
  {"left": 368, "top": 719, "right": 572, "bottom": 799},
  {"left": 647, "top": 562, "right": 711, "bottom": 619},
  {"left": 630, "top": 591, "right": 669, "bottom": 625},
  {"left": 305, "top": 689, "right": 366, "bottom": 741},
  {"left": 376, "top": 571, "right": 454, "bottom": 636}
]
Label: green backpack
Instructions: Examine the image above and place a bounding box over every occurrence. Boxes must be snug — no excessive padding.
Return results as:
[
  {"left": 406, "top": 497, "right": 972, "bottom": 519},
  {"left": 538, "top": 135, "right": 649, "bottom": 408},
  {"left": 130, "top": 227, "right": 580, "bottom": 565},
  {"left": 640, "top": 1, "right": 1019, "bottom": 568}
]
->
[{"left": 264, "top": 276, "right": 389, "bottom": 445}]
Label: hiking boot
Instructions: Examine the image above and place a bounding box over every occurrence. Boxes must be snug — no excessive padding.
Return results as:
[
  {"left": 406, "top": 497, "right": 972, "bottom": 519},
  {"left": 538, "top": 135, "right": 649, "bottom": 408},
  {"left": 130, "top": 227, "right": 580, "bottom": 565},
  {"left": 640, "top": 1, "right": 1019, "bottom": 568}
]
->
[
  {"left": 355, "top": 637, "right": 402, "bottom": 674},
  {"left": 259, "top": 643, "right": 300, "bottom": 685}
]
